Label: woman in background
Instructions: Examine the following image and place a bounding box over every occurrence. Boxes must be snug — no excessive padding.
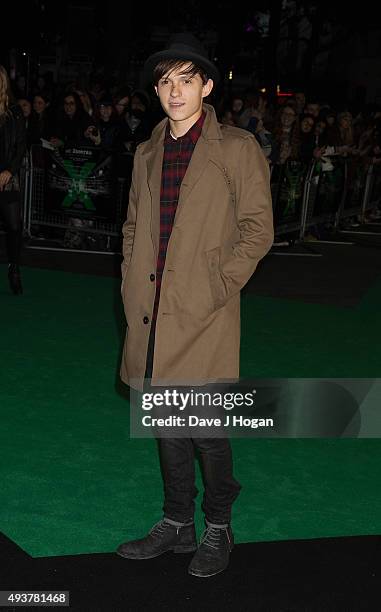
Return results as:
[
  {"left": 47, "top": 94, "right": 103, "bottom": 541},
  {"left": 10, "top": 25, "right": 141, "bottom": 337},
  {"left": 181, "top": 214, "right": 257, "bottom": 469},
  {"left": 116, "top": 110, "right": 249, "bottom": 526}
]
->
[
  {"left": 0, "top": 65, "right": 26, "bottom": 294},
  {"left": 28, "top": 92, "right": 52, "bottom": 145}
]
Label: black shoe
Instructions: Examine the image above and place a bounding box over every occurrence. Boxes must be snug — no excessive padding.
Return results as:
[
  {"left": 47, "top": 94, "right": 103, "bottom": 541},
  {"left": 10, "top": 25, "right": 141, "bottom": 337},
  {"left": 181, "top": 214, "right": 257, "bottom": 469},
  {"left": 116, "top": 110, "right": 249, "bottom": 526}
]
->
[
  {"left": 8, "top": 264, "right": 23, "bottom": 295},
  {"left": 188, "top": 522, "right": 234, "bottom": 578},
  {"left": 116, "top": 519, "right": 197, "bottom": 560}
]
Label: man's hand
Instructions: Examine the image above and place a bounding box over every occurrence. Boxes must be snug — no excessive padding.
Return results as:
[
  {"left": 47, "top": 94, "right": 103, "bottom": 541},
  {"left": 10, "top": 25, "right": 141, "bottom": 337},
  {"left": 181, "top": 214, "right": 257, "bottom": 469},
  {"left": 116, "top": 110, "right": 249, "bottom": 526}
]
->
[
  {"left": 84, "top": 126, "right": 101, "bottom": 145},
  {"left": 0, "top": 170, "right": 12, "bottom": 191}
]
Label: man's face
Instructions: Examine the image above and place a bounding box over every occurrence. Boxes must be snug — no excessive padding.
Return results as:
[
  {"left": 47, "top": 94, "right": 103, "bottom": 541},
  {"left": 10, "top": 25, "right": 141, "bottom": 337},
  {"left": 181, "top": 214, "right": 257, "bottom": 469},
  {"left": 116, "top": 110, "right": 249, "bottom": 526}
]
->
[
  {"left": 155, "top": 62, "right": 213, "bottom": 125},
  {"left": 18, "top": 99, "right": 31, "bottom": 117},
  {"left": 33, "top": 95, "right": 47, "bottom": 114},
  {"left": 115, "top": 96, "right": 129, "bottom": 115},
  {"left": 64, "top": 96, "right": 76, "bottom": 117},
  {"left": 281, "top": 106, "right": 296, "bottom": 127},
  {"left": 99, "top": 104, "right": 113, "bottom": 122},
  {"left": 305, "top": 103, "right": 320, "bottom": 118},
  {"left": 301, "top": 116, "right": 314, "bottom": 133}
]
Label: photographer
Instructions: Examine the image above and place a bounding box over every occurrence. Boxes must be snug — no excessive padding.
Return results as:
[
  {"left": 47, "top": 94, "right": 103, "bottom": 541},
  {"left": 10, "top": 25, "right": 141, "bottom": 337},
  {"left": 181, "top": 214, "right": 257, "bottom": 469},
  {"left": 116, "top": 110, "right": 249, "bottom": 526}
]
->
[{"left": 84, "top": 96, "right": 121, "bottom": 151}]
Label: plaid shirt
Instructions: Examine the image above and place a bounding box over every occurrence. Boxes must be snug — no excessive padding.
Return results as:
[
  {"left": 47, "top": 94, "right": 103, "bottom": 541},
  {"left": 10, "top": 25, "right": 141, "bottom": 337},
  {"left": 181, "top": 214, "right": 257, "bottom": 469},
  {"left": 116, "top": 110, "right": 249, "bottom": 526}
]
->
[{"left": 152, "top": 111, "right": 206, "bottom": 321}]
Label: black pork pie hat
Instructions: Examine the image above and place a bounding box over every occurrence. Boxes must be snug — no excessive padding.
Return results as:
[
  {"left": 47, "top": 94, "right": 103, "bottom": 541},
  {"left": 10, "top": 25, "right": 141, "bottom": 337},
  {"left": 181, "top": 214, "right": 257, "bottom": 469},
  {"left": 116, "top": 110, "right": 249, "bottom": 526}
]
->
[{"left": 143, "top": 33, "right": 220, "bottom": 85}]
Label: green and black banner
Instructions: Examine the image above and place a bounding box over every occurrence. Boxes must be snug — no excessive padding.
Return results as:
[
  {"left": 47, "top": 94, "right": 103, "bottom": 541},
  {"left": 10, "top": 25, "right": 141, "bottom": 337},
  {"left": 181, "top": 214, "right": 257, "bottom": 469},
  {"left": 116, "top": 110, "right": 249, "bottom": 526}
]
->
[{"left": 45, "top": 146, "right": 117, "bottom": 222}]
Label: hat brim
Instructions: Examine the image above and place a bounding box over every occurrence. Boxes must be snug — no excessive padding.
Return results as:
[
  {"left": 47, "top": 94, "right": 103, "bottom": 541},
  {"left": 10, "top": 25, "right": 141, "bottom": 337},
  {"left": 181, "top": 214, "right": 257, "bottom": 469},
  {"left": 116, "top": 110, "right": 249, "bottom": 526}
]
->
[{"left": 143, "top": 50, "right": 220, "bottom": 85}]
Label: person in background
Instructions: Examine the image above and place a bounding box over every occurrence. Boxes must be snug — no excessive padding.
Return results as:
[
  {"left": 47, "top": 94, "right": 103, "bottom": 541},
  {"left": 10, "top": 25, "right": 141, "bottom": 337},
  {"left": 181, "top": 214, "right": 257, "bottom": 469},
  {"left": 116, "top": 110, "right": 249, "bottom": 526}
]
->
[
  {"left": 304, "top": 100, "right": 320, "bottom": 119},
  {"left": 74, "top": 88, "right": 96, "bottom": 118},
  {"left": 17, "top": 98, "right": 32, "bottom": 122},
  {"left": 314, "top": 117, "right": 327, "bottom": 148},
  {"left": 246, "top": 115, "right": 272, "bottom": 159},
  {"left": 50, "top": 91, "right": 91, "bottom": 148},
  {"left": 119, "top": 89, "right": 153, "bottom": 153},
  {"left": 28, "top": 93, "right": 52, "bottom": 145},
  {"left": 238, "top": 89, "right": 267, "bottom": 129},
  {"left": 298, "top": 114, "right": 316, "bottom": 161},
  {"left": 114, "top": 87, "right": 131, "bottom": 119},
  {"left": 17, "top": 98, "right": 32, "bottom": 147},
  {"left": 0, "top": 65, "right": 26, "bottom": 294},
  {"left": 231, "top": 94, "right": 244, "bottom": 124},
  {"left": 294, "top": 91, "right": 306, "bottom": 116},
  {"left": 219, "top": 106, "right": 236, "bottom": 126},
  {"left": 13, "top": 74, "right": 27, "bottom": 99},
  {"left": 270, "top": 103, "right": 300, "bottom": 164},
  {"left": 84, "top": 96, "right": 121, "bottom": 150}
]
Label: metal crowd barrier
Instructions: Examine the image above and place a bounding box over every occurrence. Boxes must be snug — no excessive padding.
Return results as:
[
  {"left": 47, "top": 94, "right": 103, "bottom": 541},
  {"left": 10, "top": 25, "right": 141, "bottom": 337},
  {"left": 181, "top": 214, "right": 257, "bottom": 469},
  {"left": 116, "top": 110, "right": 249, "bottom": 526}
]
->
[
  {"left": 270, "top": 160, "right": 323, "bottom": 256},
  {"left": 24, "top": 144, "right": 132, "bottom": 254},
  {"left": 14, "top": 144, "right": 380, "bottom": 256},
  {"left": 298, "top": 156, "right": 381, "bottom": 244},
  {"left": 337, "top": 160, "right": 381, "bottom": 237},
  {"left": 299, "top": 157, "right": 348, "bottom": 243}
]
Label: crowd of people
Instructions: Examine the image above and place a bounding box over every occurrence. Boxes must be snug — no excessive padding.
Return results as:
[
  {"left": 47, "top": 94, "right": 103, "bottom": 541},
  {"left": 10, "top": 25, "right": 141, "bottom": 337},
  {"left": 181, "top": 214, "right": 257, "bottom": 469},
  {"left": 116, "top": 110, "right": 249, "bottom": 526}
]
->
[
  {"left": 2, "top": 64, "right": 381, "bottom": 294},
  {"left": 217, "top": 91, "right": 381, "bottom": 169},
  {"left": 15, "top": 78, "right": 162, "bottom": 157},
  {"left": 12, "top": 71, "right": 381, "bottom": 174}
]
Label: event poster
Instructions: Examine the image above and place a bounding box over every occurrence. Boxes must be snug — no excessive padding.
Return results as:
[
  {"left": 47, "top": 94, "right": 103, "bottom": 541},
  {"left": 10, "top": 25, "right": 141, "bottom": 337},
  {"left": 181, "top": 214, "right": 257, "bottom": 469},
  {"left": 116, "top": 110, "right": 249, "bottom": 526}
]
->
[{"left": 44, "top": 146, "right": 117, "bottom": 222}]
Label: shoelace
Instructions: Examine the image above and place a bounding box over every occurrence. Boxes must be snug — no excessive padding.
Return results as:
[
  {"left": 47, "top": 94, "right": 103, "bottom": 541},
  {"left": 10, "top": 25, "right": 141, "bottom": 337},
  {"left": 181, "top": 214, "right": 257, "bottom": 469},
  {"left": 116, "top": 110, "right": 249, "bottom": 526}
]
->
[
  {"left": 200, "top": 527, "right": 223, "bottom": 550},
  {"left": 149, "top": 521, "right": 170, "bottom": 538}
]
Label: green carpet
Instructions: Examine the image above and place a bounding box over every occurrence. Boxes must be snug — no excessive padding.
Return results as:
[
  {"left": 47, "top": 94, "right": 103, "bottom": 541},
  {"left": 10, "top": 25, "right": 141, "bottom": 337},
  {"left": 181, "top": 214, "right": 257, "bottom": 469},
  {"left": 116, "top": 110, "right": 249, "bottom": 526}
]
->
[{"left": 1, "top": 265, "right": 380, "bottom": 557}]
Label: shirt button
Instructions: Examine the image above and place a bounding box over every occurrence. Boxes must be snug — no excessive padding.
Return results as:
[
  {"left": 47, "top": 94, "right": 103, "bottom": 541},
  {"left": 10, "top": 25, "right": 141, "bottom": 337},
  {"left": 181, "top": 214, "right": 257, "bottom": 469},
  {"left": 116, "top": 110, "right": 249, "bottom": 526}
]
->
[
  {"left": 143, "top": 316, "right": 149, "bottom": 324},
  {"left": 150, "top": 274, "right": 155, "bottom": 282}
]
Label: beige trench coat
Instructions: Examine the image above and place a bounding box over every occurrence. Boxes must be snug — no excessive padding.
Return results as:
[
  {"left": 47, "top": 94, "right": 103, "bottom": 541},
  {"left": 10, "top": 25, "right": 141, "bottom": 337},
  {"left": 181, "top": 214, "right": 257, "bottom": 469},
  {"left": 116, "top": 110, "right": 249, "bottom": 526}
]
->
[{"left": 120, "top": 103, "right": 273, "bottom": 390}]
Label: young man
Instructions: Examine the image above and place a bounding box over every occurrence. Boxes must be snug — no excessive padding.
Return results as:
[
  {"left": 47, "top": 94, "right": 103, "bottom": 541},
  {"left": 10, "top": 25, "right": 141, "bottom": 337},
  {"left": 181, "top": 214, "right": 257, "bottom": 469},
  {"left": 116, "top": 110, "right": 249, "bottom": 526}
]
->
[{"left": 117, "top": 34, "right": 273, "bottom": 577}]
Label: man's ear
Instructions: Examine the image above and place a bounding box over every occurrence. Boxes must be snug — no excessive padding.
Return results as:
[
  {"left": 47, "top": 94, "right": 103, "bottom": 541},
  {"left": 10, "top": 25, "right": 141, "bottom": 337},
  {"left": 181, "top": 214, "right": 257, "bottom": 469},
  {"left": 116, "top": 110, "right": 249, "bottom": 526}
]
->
[
  {"left": 202, "top": 78, "right": 214, "bottom": 99},
  {"left": 154, "top": 85, "right": 159, "bottom": 97}
]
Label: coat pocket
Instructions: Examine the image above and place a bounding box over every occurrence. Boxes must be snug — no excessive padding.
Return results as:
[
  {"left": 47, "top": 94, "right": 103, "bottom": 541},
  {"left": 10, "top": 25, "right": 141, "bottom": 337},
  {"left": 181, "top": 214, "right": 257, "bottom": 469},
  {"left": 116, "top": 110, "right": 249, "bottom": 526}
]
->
[{"left": 205, "top": 246, "right": 227, "bottom": 310}]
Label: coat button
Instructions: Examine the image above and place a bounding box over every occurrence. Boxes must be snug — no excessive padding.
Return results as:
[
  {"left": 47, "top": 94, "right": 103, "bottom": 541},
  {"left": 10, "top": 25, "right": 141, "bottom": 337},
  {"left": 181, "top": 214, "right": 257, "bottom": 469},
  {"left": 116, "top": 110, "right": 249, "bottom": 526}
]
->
[
  {"left": 150, "top": 274, "right": 155, "bottom": 281},
  {"left": 143, "top": 316, "right": 149, "bottom": 324}
]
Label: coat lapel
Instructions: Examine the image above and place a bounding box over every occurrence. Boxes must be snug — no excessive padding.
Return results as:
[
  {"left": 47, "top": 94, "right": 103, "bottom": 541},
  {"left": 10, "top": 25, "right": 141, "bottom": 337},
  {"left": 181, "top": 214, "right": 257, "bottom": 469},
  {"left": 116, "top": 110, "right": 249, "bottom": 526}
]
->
[
  {"left": 176, "top": 104, "right": 222, "bottom": 223},
  {"left": 176, "top": 136, "right": 210, "bottom": 216},
  {"left": 145, "top": 105, "right": 222, "bottom": 242},
  {"left": 146, "top": 145, "right": 163, "bottom": 258}
]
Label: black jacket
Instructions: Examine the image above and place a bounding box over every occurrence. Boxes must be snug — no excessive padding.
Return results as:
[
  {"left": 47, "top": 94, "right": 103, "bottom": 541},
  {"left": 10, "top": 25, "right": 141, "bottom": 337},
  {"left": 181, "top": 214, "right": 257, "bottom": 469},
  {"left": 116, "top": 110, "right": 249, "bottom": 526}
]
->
[{"left": 0, "top": 105, "right": 26, "bottom": 174}]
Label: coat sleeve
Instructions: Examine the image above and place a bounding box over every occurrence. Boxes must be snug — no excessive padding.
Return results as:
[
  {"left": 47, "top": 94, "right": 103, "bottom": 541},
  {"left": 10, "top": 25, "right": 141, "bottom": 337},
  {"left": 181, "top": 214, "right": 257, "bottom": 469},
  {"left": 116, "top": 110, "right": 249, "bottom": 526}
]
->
[
  {"left": 121, "top": 148, "right": 140, "bottom": 285},
  {"left": 7, "top": 109, "right": 26, "bottom": 176},
  {"left": 215, "top": 135, "right": 274, "bottom": 307}
]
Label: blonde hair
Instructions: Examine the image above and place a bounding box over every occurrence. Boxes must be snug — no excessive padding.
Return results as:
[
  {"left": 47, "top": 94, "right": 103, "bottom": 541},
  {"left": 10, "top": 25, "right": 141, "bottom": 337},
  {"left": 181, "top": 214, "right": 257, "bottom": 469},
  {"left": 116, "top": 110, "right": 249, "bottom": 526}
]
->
[{"left": 0, "top": 65, "right": 11, "bottom": 117}]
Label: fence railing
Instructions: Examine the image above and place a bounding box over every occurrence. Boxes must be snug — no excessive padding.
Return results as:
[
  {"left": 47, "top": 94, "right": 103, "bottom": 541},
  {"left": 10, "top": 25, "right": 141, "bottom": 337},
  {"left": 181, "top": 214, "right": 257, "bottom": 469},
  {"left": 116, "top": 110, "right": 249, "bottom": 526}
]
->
[
  {"left": 10, "top": 145, "right": 381, "bottom": 254},
  {"left": 22, "top": 144, "right": 133, "bottom": 253}
]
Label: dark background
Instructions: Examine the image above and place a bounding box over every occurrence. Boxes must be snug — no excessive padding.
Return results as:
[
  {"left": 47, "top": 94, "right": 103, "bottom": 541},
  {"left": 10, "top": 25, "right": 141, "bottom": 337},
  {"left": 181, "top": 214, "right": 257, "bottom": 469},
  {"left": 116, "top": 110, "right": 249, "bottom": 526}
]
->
[{"left": 2, "top": 1, "right": 381, "bottom": 107}]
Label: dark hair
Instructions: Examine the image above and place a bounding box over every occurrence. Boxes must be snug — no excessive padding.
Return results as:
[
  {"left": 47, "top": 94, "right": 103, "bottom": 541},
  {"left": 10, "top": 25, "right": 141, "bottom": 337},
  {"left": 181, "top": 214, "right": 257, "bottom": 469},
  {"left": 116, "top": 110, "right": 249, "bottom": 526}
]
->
[
  {"left": 272, "top": 105, "right": 301, "bottom": 159},
  {"left": 61, "top": 90, "right": 86, "bottom": 119},
  {"left": 33, "top": 92, "right": 50, "bottom": 105},
  {"left": 131, "top": 89, "right": 151, "bottom": 110},
  {"left": 114, "top": 86, "right": 131, "bottom": 103},
  {"left": 300, "top": 113, "right": 315, "bottom": 124},
  {"left": 153, "top": 60, "right": 209, "bottom": 86}
]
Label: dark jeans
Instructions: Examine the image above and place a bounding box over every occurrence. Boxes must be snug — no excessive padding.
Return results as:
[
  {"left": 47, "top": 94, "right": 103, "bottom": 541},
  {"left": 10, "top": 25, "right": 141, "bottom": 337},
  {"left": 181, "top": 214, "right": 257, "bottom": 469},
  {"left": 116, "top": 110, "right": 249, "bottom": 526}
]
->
[
  {"left": 0, "top": 194, "right": 23, "bottom": 264},
  {"left": 145, "top": 324, "right": 242, "bottom": 525}
]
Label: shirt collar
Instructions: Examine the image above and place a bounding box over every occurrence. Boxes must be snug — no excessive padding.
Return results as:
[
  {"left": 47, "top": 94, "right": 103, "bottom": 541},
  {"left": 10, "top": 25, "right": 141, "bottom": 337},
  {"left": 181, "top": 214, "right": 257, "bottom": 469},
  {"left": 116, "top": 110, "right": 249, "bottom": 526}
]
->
[{"left": 165, "top": 110, "right": 206, "bottom": 145}]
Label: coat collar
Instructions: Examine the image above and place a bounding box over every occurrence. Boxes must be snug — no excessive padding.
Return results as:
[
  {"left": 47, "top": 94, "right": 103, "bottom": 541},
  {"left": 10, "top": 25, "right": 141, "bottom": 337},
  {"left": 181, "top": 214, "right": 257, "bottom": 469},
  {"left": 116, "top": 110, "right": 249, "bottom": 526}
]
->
[
  {"left": 146, "top": 103, "right": 223, "bottom": 151},
  {"left": 145, "top": 103, "right": 223, "bottom": 256}
]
